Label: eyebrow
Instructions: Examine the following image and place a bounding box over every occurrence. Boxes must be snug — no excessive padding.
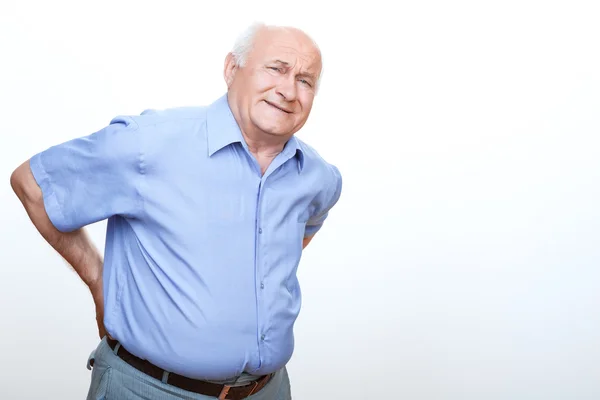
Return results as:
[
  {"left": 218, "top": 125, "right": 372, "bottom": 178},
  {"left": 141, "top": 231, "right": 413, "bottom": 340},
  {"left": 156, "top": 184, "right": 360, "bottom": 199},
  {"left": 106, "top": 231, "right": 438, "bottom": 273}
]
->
[
  {"left": 272, "top": 60, "right": 317, "bottom": 81},
  {"left": 297, "top": 71, "right": 317, "bottom": 81}
]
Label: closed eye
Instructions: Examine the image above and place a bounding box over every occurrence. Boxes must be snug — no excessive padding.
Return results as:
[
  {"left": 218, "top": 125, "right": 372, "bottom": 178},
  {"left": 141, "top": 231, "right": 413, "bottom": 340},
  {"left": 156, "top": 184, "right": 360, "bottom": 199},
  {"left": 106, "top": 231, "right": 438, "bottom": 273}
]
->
[{"left": 299, "top": 79, "right": 312, "bottom": 87}]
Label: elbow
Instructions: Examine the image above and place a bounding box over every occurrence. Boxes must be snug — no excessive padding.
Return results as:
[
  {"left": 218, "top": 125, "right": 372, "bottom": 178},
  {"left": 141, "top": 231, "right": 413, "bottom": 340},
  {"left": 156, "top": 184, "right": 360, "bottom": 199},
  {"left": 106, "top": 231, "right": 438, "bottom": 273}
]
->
[
  {"left": 10, "top": 160, "right": 37, "bottom": 204},
  {"left": 10, "top": 165, "right": 24, "bottom": 198}
]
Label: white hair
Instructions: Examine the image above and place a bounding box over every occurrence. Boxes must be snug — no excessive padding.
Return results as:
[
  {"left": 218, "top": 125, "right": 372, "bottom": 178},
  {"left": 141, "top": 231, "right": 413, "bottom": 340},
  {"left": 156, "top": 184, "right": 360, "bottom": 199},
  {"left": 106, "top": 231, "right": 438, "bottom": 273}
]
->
[{"left": 230, "top": 22, "right": 323, "bottom": 92}]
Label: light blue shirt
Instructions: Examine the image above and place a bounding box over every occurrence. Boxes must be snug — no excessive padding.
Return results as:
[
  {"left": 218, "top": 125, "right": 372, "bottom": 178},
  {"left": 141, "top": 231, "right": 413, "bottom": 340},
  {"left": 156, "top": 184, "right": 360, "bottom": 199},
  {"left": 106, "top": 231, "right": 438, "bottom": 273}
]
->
[{"left": 30, "top": 94, "right": 342, "bottom": 380}]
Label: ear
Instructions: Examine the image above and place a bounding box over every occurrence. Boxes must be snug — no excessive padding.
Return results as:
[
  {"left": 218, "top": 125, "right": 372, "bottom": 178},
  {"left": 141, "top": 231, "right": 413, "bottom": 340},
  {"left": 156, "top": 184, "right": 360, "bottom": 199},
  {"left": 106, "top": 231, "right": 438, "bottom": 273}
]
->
[{"left": 224, "top": 53, "right": 238, "bottom": 88}]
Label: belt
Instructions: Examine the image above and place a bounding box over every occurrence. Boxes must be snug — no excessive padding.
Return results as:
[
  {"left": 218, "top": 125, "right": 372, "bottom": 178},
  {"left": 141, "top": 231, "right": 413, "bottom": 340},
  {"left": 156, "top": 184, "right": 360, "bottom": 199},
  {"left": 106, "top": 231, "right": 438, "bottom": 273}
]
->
[{"left": 106, "top": 337, "right": 273, "bottom": 400}]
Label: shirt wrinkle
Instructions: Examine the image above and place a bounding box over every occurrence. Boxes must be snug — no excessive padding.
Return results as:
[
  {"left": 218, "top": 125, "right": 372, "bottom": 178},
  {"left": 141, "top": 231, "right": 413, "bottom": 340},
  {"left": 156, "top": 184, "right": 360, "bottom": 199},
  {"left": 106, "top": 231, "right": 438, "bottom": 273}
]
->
[{"left": 28, "top": 93, "right": 342, "bottom": 380}]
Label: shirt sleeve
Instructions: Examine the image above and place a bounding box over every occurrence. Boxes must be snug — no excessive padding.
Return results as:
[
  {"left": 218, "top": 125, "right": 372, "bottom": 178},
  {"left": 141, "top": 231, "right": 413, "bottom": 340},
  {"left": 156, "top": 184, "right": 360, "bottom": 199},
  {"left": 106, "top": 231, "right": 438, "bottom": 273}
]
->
[
  {"left": 29, "top": 115, "right": 143, "bottom": 232},
  {"left": 304, "top": 164, "right": 343, "bottom": 238}
]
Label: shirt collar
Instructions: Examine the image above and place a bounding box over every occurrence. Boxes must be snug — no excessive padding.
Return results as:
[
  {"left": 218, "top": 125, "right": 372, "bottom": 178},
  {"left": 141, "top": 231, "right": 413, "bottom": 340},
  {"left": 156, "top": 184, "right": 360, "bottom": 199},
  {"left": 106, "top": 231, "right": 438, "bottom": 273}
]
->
[
  {"left": 281, "top": 135, "right": 305, "bottom": 173},
  {"left": 206, "top": 94, "right": 244, "bottom": 157},
  {"left": 206, "top": 93, "right": 305, "bottom": 173}
]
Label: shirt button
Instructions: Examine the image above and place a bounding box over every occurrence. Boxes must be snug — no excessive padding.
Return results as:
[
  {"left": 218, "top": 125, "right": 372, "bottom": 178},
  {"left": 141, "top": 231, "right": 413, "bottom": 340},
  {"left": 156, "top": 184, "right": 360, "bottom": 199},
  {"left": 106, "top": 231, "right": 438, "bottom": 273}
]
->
[
  {"left": 260, "top": 282, "right": 265, "bottom": 289},
  {"left": 261, "top": 334, "right": 265, "bottom": 341},
  {"left": 258, "top": 228, "right": 263, "bottom": 234}
]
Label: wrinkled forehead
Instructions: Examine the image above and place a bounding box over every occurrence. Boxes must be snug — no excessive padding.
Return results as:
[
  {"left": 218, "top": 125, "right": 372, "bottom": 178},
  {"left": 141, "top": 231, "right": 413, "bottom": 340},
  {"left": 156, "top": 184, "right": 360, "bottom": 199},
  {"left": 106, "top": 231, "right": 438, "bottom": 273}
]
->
[{"left": 252, "top": 28, "right": 322, "bottom": 72}]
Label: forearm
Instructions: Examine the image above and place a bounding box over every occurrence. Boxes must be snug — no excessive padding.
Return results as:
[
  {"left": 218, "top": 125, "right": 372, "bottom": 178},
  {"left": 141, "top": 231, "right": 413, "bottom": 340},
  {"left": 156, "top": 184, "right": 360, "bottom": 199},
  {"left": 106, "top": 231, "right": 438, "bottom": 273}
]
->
[
  {"left": 11, "top": 160, "right": 103, "bottom": 294},
  {"left": 302, "top": 235, "right": 314, "bottom": 249}
]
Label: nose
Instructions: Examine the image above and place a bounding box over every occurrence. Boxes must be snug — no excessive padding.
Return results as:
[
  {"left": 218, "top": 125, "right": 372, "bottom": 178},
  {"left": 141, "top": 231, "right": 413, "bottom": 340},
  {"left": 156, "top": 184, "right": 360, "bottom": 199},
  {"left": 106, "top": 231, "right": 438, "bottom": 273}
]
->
[{"left": 276, "top": 74, "right": 298, "bottom": 102}]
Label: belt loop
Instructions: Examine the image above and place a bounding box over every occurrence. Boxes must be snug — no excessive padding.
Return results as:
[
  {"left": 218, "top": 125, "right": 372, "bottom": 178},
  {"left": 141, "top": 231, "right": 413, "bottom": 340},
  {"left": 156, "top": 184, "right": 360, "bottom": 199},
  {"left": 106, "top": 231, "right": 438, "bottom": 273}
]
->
[
  {"left": 218, "top": 385, "right": 231, "bottom": 400},
  {"left": 161, "top": 371, "right": 170, "bottom": 383},
  {"left": 247, "top": 381, "right": 260, "bottom": 396},
  {"left": 112, "top": 342, "right": 121, "bottom": 355}
]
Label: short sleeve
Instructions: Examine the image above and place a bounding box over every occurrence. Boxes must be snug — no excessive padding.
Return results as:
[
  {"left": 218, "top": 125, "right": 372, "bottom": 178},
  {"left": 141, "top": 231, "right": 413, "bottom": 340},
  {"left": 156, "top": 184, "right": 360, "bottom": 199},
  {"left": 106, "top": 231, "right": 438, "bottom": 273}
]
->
[
  {"left": 29, "top": 115, "right": 143, "bottom": 232},
  {"left": 304, "top": 165, "right": 343, "bottom": 238}
]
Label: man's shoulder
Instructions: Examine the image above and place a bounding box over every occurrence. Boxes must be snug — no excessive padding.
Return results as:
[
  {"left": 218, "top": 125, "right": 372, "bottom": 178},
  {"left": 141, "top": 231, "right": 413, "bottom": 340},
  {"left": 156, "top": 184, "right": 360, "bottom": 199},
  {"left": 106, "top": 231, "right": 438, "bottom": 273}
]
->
[
  {"left": 125, "top": 105, "right": 209, "bottom": 130},
  {"left": 103, "top": 105, "right": 211, "bottom": 159},
  {"left": 295, "top": 137, "right": 343, "bottom": 219},
  {"left": 295, "top": 137, "right": 341, "bottom": 180}
]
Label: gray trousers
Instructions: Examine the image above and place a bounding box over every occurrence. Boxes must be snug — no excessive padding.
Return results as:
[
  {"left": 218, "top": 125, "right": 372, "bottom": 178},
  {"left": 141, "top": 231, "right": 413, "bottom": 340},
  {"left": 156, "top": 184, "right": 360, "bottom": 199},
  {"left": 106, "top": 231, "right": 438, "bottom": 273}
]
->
[{"left": 86, "top": 337, "right": 292, "bottom": 399}]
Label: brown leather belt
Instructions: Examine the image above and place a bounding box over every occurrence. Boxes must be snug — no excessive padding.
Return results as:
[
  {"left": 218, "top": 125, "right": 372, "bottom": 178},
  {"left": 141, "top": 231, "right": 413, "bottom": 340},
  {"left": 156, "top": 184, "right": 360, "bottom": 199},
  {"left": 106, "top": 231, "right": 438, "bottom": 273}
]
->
[{"left": 106, "top": 337, "right": 273, "bottom": 399}]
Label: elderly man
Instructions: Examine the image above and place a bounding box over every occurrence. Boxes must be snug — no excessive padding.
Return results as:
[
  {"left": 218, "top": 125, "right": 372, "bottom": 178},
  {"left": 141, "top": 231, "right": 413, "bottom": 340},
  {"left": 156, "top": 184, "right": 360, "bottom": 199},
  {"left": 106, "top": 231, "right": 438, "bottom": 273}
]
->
[{"left": 10, "top": 22, "right": 342, "bottom": 400}]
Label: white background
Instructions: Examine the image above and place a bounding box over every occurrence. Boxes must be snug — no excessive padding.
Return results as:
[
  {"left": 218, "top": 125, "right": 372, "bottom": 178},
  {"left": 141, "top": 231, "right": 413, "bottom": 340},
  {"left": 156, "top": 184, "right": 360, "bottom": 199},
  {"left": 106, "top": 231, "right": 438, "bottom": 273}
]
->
[{"left": 1, "top": 0, "right": 599, "bottom": 399}]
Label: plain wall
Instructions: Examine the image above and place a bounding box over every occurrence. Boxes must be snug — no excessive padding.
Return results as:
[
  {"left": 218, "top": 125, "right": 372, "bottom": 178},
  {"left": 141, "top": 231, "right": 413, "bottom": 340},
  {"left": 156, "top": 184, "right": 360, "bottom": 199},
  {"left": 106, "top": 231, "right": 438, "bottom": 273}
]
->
[{"left": 1, "top": 0, "right": 599, "bottom": 399}]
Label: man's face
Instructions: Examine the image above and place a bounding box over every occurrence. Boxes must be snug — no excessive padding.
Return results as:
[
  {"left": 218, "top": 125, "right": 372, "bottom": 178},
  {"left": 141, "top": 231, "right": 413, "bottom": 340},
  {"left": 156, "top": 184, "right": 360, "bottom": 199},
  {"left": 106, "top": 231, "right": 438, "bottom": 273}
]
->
[{"left": 226, "top": 28, "right": 322, "bottom": 139}]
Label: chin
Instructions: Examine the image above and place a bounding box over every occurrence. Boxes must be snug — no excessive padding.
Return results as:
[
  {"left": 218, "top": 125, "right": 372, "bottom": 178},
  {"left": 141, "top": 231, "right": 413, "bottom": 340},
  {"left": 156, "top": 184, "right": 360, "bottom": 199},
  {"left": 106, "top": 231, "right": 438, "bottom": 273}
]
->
[
  {"left": 253, "top": 118, "right": 296, "bottom": 137},
  {"left": 260, "top": 126, "right": 294, "bottom": 137}
]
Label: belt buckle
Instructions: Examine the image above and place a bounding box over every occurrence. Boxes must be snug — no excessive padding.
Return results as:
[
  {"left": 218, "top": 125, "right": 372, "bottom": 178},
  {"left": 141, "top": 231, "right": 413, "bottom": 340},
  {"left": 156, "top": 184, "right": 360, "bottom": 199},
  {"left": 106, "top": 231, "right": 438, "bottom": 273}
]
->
[{"left": 218, "top": 385, "right": 232, "bottom": 400}]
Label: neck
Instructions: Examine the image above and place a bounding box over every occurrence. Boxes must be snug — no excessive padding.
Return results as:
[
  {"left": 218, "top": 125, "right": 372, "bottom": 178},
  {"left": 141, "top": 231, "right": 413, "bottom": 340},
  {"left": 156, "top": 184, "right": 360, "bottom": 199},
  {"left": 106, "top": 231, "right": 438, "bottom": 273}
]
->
[{"left": 240, "top": 131, "right": 286, "bottom": 158}]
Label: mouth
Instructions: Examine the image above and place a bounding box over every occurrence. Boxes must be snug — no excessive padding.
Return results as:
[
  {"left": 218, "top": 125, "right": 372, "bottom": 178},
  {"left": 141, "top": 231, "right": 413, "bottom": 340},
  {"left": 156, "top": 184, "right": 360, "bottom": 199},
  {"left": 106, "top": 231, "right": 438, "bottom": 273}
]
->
[{"left": 264, "top": 100, "right": 292, "bottom": 114}]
